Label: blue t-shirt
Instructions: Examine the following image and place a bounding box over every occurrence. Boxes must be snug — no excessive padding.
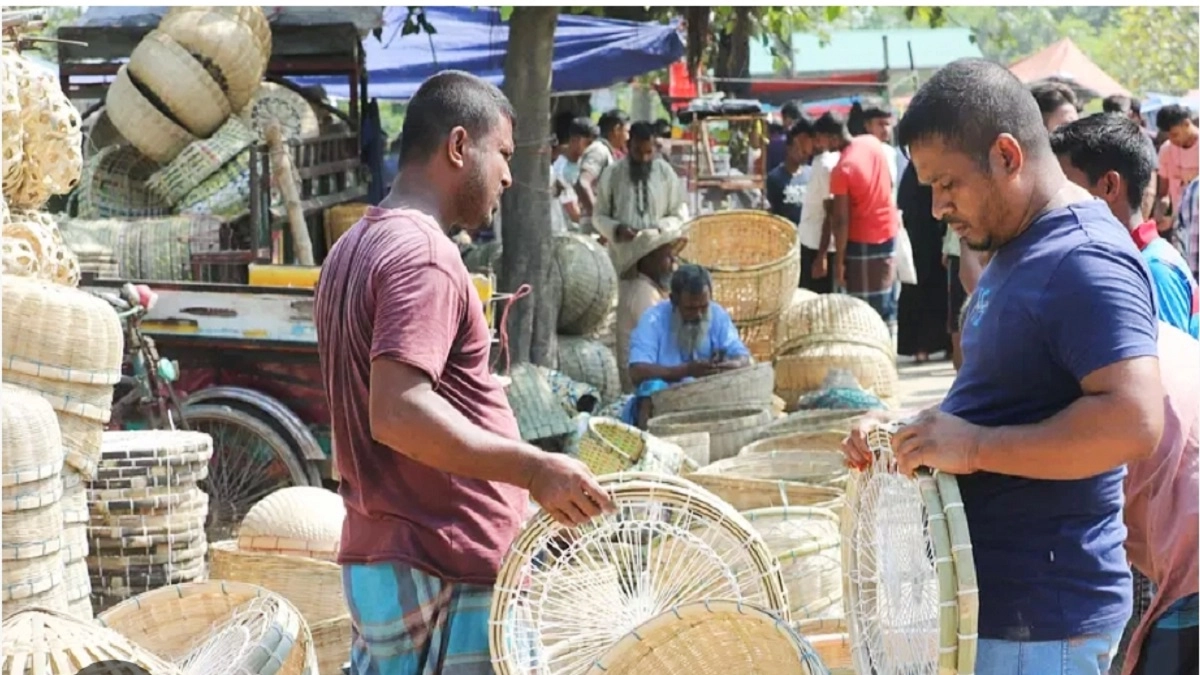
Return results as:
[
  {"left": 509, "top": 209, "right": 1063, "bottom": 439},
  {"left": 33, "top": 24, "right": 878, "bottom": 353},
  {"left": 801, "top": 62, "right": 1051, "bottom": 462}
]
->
[
  {"left": 628, "top": 300, "right": 750, "bottom": 371},
  {"left": 766, "top": 164, "right": 811, "bottom": 225},
  {"left": 943, "top": 199, "right": 1158, "bottom": 642},
  {"left": 1141, "top": 237, "right": 1199, "bottom": 338}
]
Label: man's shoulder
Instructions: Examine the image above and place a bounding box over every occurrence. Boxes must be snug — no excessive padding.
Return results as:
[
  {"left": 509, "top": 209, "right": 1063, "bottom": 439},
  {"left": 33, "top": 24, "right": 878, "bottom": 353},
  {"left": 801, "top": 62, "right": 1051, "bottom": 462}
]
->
[{"left": 367, "top": 211, "right": 465, "bottom": 278}]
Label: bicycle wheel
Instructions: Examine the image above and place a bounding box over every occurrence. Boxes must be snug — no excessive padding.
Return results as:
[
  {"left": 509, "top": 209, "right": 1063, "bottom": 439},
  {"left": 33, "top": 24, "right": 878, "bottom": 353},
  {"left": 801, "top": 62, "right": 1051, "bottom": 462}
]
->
[{"left": 183, "top": 403, "right": 312, "bottom": 543}]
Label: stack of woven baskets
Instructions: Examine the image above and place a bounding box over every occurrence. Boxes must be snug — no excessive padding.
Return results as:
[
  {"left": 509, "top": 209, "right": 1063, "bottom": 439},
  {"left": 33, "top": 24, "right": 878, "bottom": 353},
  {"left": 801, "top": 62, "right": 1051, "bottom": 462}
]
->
[
  {"left": 87, "top": 430, "right": 214, "bottom": 613},
  {"left": 1, "top": 48, "right": 84, "bottom": 286},
  {"left": 678, "top": 210, "right": 801, "bottom": 363},
  {"left": 772, "top": 293, "right": 899, "bottom": 409},
  {"left": 208, "top": 486, "right": 351, "bottom": 675}
]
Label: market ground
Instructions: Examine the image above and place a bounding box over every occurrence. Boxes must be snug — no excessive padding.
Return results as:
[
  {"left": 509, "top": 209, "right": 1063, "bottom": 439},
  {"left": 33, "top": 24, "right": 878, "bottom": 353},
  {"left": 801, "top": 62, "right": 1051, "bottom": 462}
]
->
[{"left": 895, "top": 358, "right": 958, "bottom": 410}]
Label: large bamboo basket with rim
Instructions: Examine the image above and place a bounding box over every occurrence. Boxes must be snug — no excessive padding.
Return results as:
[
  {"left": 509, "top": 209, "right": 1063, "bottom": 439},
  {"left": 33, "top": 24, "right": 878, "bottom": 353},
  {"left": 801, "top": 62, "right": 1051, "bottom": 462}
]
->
[
  {"left": 679, "top": 210, "right": 801, "bottom": 323},
  {"left": 3, "top": 607, "right": 182, "bottom": 674},
  {"left": 208, "top": 540, "right": 350, "bottom": 675},
  {"left": 105, "top": 65, "right": 196, "bottom": 165},
  {"left": 556, "top": 336, "right": 621, "bottom": 405},
  {"left": 647, "top": 406, "right": 773, "bottom": 463},
  {"left": 696, "top": 449, "right": 848, "bottom": 489},
  {"left": 1, "top": 383, "right": 65, "bottom": 486},
  {"left": 753, "top": 408, "right": 870, "bottom": 442},
  {"left": 576, "top": 416, "right": 688, "bottom": 476},
  {"left": 683, "top": 471, "right": 843, "bottom": 512},
  {"left": 127, "top": 30, "right": 231, "bottom": 138},
  {"left": 490, "top": 472, "right": 790, "bottom": 675},
  {"left": 74, "top": 144, "right": 171, "bottom": 219},
  {"left": 158, "top": 6, "right": 272, "bottom": 113},
  {"left": 658, "top": 431, "right": 711, "bottom": 467},
  {"left": 97, "top": 580, "right": 317, "bottom": 675},
  {"left": 554, "top": 234, "right": 618, "bottom": 336},
  {"left": 740, "top": 429, "right": 848, "bottom": 455},
  {"left": 584, "top": 600, "right": 828, "bottom": 675},
  {"left": 650, "top": 362, "right": 775, "bottom": 415},
  {"left": 147, "top": 117, "right": 255, "bottom": 206},
  {"left": 735, "top": 314, "right": 779, "bottom": 363},
  {"left": 775, "top": 342, "right": 898, "bottom": 409},
  {"left": 775, "top": 292, "right": 895, "bottom": 356}
]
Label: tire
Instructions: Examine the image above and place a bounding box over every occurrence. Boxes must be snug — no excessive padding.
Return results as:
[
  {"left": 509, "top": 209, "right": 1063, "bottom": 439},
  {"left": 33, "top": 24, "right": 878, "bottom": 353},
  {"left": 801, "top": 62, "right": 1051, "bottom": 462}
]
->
[
  {"left": 200, "top": 396, "right": 323, "bottom": 487},
  {"left": 183, "top": 403, "right": 312, "bottom": 542}
]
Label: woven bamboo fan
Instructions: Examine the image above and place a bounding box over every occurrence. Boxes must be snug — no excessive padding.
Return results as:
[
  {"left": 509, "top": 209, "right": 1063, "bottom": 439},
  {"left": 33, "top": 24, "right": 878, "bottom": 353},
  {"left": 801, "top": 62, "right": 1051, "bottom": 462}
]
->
[
  {"left": 3, "top": 607, "right": 182, "bottom": 674},
  {"left": 659, "top": 431, "right": 711, "bottom": 467},
  {"left": 128, "top": 30, "right": 232, "bottom": 138},
  {"left": 239, "top": 82, "right": 321, "bottom": 141},
  {"left": 490, "top": 472, "right": 789, "bottom": 675},
  {"left": 97, "top": 580, "right": 315, "bottom": 675},
  {"left": 585, "top": 600, "right": 829, "bottom": 675},
  {"left": 650, "top": 362, "right": 776, "bottom": 415},
  {"left": 647, "top": 406, "right": 773, "bottom": 463},
  {"left": 106, "top": 65, "right": 197, "bottom": 165},
  {"left": 775, "top": 293, "right": 895, "bottom": 357},
  {"left": 740, "top": 430, "right": 849, "bottom": 456},
  {"left": 2, "top": 275, "right": 124, "bottom": 384},
  {"left": 208, "top": 540, "right": 350, "bottom": 675},
  {"left": 1, "top": 383, "right": 64, "bottom": 486},
  {"left": 556, "top": 336, "right": 621, "bottom": 404},
  {"left": 843, "top": 422, "right": 978, "bottom": 675},
  {"left": 147, "top": 117, "right": 255, "bottom": 206},
  {"left": 75, "top": 144, "right": 172, "bottom": 219},
  {"left": 679, "top": 211, "right": 800, "bottom": 323},
  {"left": 555, "top": 234, "right": 618, "bottom": 335},
  {"left": 237, "top": 486, "right": 343, "bottom": 560},
  {"left": 576, "top": 416, "right": 688, "bottom": 476},
  {"left": 775, "top": 342, "right": 899, "bottom": 408},
  {"left": 696, "top": 450, "right": 848, "bottom": 489},
  {"left": 158, "top": 6, "right": 272, "bottom": 112}
]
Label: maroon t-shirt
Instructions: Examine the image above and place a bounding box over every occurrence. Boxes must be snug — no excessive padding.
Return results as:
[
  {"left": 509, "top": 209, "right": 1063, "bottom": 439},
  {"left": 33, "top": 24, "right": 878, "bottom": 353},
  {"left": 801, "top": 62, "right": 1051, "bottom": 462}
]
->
[{"left": 314, "top": 207, "right": 527, "bottom": 584}]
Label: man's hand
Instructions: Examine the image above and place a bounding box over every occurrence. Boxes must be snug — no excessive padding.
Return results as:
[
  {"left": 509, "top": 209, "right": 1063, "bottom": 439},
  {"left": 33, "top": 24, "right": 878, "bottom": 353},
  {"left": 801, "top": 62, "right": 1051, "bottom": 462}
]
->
[
  {"left": 527, "top": 454, "right": 615, "bottom": 527},
  {"left": 891, "top": 408, "right": 983, "bottom": 477},
  {"left": 841, "top": 410, "right": 907, "bottom": 469},
  {"left": 613, "top": 225, "right": 638, "bottom": 242},
  {"left": 811, "top": 255, "right": 828, "bottom": 280},
  {"left": 834, "top": 259, "right": 846, "bottom": 289},
  {"left": 683, "top": 361, "right": 721, "bottom": 379}
]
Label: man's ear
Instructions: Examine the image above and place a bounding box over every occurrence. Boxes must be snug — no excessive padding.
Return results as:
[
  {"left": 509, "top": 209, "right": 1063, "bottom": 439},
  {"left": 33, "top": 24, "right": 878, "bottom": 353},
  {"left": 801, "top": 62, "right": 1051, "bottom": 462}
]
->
[
  {"left": 446, "top": 127, "right": 469, "bottom": 169},
  {"left": 991, "top": 134, "right": 1025, "bottom": 177},
  {"left": 1095, "top": 170, "right": 1125, "bottom": 205}
]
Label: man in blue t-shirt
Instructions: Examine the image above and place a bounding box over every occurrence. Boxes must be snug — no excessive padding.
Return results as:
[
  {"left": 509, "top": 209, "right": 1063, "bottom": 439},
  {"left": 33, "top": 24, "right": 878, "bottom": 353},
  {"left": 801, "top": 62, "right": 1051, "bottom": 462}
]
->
[
  {"left": 766, "top": 117, "right": 815, "bottom": 226},
  {"left": 846, "top": 59, "right": 1165, "bottom": 674},
  {"left": 1051, "top": 113, "right": 1199, "bottom": 338}
]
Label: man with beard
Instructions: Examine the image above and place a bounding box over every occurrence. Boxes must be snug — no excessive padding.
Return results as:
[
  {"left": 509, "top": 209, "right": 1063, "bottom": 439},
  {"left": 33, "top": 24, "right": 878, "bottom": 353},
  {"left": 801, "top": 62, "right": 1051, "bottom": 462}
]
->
[
  {"left": 612, "top": 227, "right": 688, "bottom": 393},
  {"left": 594, "top": 121, "right": 688, "bottom": 247},
  {"left": 314, "top": 71, "right": 613, "bottom": 675},
  {"left": 625, "top": 264, "right": 750, "bottom": 428}
]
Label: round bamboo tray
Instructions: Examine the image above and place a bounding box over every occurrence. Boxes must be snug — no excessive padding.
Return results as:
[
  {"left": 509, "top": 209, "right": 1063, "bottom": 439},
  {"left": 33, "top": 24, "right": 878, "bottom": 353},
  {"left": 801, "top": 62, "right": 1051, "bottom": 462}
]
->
[
  {"left": 740, "top": 429, "right": 848, "bottom": 455},
  {"left": 556, "top": 335, "right": 621, "bottom": 405},
  {"left": 237, "top": 486, "right": 343, "bottom": 561},
  {"left": 576, "top": 416, "right": 688, "bottom": 476},
  {"left": 775, "top": 292, "right": 894, "bottom": 356},
  {"left": 651, "top": 362, "right": 776, "bottom": 415},
  {"left": 680, "top": 211, "right": 801, "bottom": 323},
  {"left": 555, "top": 234, "right": 618, "bottom": 336},
  {"left": 208, "top": 540, "right": 349, "bottom": 675},
  {"left": 585, "top": 600, "right": 828, "bottom": 675},
  {"left": 158, "top": 6, "right": 272, "bottom": 112},
  {"left": 647, "top": 406, "right": 773, "bottom": 463},
  {"left": 1, "top": 275, "right": 124, "bottom": 385},
  {"left": 147, "top": 117, "right": 255, "bottom": 206},
  {"left": 105, "top": 65, "right": 197, "bottom": 165},
  {"left": 774, "top": 342, "right": 898, "bottom": 408},
  {"left": 3, "top": 607, "right": 182, "bottom": 674},
  {"left": 239, "top": 82, "right": 321, "bottom": 141},
  {"left": 324, "top": 202, "right": 369, "bottom": 249},
  {"left": 1, "top": 383, "right": 64, "bottom": 486},
  {"left": 128, "top": 30, "right": 232, "bottom": 137},
  {"left": 490, "top": 472, "right": 789, "bottom": 675},
  {"left": 659, "top": 431, "right": 711, "bottom": 467},
  {"left": 97, "top": 580, "right": 315, "bottom": 675},
  {"left": 696, "top": 450, "right": 848, "bottom": 489}
]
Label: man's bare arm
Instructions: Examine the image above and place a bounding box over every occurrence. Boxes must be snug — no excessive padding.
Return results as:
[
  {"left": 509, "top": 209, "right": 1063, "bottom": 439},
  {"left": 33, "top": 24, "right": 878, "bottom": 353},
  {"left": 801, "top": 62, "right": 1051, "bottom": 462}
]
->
[
  {"left": 831, "top": 195, "right": 850, "bottom": 267},
  {"left": 629, "top": 362, "right": 690, "bottom": 386},
  {"left": 817, "top": 197, "right": 836, "bottom": 254},
  {"left": 369, "top": 359, "right": 542, "bottom": 487},
  {"left": 973, "top": 356, "right": 1163, "bottom": 480}
]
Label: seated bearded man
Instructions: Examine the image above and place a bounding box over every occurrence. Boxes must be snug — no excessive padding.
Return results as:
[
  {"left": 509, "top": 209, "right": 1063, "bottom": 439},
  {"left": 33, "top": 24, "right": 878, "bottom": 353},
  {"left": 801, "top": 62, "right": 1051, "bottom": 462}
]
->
[{"left": 623, "top": 264, "right": 751, "bottom": 428}]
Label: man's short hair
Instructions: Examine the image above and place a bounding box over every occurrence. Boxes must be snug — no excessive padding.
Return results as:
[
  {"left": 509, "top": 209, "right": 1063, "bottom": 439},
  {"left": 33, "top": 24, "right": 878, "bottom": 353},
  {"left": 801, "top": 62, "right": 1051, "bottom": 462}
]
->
[
  {"left": 896, "top": 58, "right": 1049, "bottom": 167},
  {"left": 812, "top": 111, "right": 847, "bottom": 137},
  {"left": 1029, "top": 81, "right": 1078, "bottom": 117},
  {"left": 399, "top": 70, "right": 514, "bottom": 164},
  {"left": 781, "top": 101, "right": 802, "bottom": 122},
  {"left": 598, "top": 109, "right": 631, "bottom": 138},
  {"left": 1156, "top": 104, "right": 1194, "bottom": 132},
  {"left": 787, "top": 114, "right": 815, "bottom": 143},
  {"left": 568, "top": 117, "right": 598, "bottom": 140},
  {"left": 670, "top": 264, "right": 712, "bottom": 298},
  {"left": 629, "top": 121, "right": 656, "bottom": 144},
  {"left": 654, "top": 118, "right": 672, "bottom": 138},
  {"left": 1102, "top": 94, "right": 1140, "bottom": 116},
  {"left": 1050, "top": 113, "right": 1157, "bottom": 210}
]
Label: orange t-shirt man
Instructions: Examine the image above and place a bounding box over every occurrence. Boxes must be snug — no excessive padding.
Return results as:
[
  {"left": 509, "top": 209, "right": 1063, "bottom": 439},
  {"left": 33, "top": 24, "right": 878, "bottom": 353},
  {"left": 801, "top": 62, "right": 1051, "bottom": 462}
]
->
[{"left": 829, "top": 134, "right": 899, "bottom": 244}]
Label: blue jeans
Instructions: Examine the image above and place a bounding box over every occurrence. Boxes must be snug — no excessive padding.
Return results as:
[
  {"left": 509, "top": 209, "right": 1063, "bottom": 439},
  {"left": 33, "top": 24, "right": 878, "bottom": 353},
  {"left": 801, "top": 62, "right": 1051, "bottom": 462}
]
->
[{"left": 976, "top": 629, "right": 1123, "bottom": 675}]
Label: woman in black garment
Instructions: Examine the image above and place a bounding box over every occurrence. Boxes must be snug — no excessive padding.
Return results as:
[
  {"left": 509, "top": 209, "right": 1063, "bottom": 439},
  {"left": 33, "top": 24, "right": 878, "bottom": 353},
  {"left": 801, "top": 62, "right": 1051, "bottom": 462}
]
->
[{"left": 895, "top": 162, "right": 952, "bottom": 362}]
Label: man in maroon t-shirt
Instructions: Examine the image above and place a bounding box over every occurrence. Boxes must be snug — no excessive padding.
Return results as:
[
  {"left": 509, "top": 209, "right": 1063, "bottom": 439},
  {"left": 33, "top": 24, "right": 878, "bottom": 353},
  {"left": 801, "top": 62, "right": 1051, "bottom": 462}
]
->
[{"left": 314, "top": 70, "right": 613, "bottom": 675}]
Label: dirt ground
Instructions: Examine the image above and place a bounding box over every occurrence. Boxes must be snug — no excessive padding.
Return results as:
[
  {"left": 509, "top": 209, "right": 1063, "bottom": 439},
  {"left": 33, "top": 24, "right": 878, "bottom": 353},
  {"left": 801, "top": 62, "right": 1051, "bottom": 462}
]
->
[{"left": 894, "top": 358, "right": 958, "bottom": 411}]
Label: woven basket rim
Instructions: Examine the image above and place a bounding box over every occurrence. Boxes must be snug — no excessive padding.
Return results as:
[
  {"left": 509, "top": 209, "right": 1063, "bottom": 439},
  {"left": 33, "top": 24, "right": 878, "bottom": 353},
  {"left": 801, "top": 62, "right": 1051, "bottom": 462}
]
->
[
  {"left": 649, "top": 405, "right": 772, "bottom": 426},
  {"left": 127, "top": 30, "right": 231, "bottom": 137},
  {"left": 104, "top": 65, "right": 196, "bottom": 164},
  {"left": 651, "top": 362, "right": 775, "bottom": 411},
  {"left": 681, "top": 210, "right": 800, "bottom": 273}
]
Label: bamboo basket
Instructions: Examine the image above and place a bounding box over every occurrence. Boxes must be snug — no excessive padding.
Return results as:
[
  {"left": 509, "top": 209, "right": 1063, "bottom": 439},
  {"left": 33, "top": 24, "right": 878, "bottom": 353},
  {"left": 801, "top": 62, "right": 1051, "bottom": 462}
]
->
[
  {"left": 105, "top": 65, "right": 196, "bottom": 165},
  {"left": 575, "top": 416, "right": 688, "bottom": 476},
  {"left": 585, "top": 601, "right": 828, "bottom": 675},
  {"left": 775, "top": 342, "right": 899, "bottom": 407},
  {"left": 683, "top": 472, "right": 842, "bottom": 512},
  {"left": 650, "top": 362, "right": 776, "bottom": 415},
  {"left": 74, "top": 144, "right": 171, "bottom": 219},
  {"left": 647, "top": 406, "right": 773, "bottom": 463},
  {"left": 753, "top": 409, "right": 870, "bottom": 442},
  {"left": 556, "top": 336, "right": 621, "bottom": 405},
  {"left": 554, "top": 234, "right": 618, "bottom": 336},
  {"left": 490, "top": 472, "right": 790, "bottom": 675},
  {"left": 735, "top": 314, "right": 779, "bottom": 363},
  {"left": 743, "top": 506, "right": 844, "bottom": 620},
  {"left": 679, "top": 211, "right": 801, "bottom": 323},
  {"left": 658, "top": 431, "right": 710, "bottom": 467},
  {"left": 128, "top": 30, "right": 231, "bottom": 138},
  {"left": 237, "top": 486, "right": 343, "bottom": 561},
  {"left": 1, "top": 383, "right": 64, "bottom": 486},
  {"left": 2, "top": 50, "right": 83, "bottom": 210},
  {"left": 505, "top": 363, "right": 576, "bottom": 442},
  {"left": 324, "top": 202, "right": 369, "bottom": 250},
  {"left": 775, "top": 292, "right": 894, "bottom": 356},
  {"left": 158, "top": 6, "right": 271, "bottom": 112},
  {"left": 147, "top": 117, "right": 255, "bottom": 206},
  {"left": 695, "top": 450, "right": 848, "bottom": 489},
  {"left": 97, "top": 580, "right": 316, "bottom": 675},
  {"left": 740, "top": 429, "right": 849, "bottom": 455},
  {"left": 208, "top": 541, "right": 350, "bottom": 675},
  {"left": 3, "top": 607, "right": 182, "bottom": 674}
]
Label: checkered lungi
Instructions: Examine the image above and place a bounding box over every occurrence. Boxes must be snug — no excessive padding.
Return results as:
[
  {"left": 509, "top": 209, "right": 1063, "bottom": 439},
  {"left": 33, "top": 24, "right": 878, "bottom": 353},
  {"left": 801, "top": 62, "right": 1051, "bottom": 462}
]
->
[{"left": 843, "top": 239, "right": 898, "bottom": 335}]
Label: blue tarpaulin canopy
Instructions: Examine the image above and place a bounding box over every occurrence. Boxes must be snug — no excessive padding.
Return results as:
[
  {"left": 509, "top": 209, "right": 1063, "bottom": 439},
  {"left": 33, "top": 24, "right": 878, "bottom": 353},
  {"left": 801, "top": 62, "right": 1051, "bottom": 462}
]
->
[{"left": 291, "top": 7, "right": 686, "bottom": 101}]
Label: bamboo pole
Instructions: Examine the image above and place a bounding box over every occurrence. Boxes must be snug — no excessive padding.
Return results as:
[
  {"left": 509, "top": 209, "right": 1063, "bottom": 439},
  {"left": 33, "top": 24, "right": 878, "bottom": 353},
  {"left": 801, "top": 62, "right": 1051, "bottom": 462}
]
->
[{"left": 265, "top": 121, "right": 315, "bottom": 266}]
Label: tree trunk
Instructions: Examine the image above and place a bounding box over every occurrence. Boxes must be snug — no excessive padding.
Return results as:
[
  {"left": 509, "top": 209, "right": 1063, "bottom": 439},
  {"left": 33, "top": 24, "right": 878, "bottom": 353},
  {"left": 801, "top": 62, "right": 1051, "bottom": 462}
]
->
[{"left": 498, "top": 6, "right": 560, "bottom": 369}]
